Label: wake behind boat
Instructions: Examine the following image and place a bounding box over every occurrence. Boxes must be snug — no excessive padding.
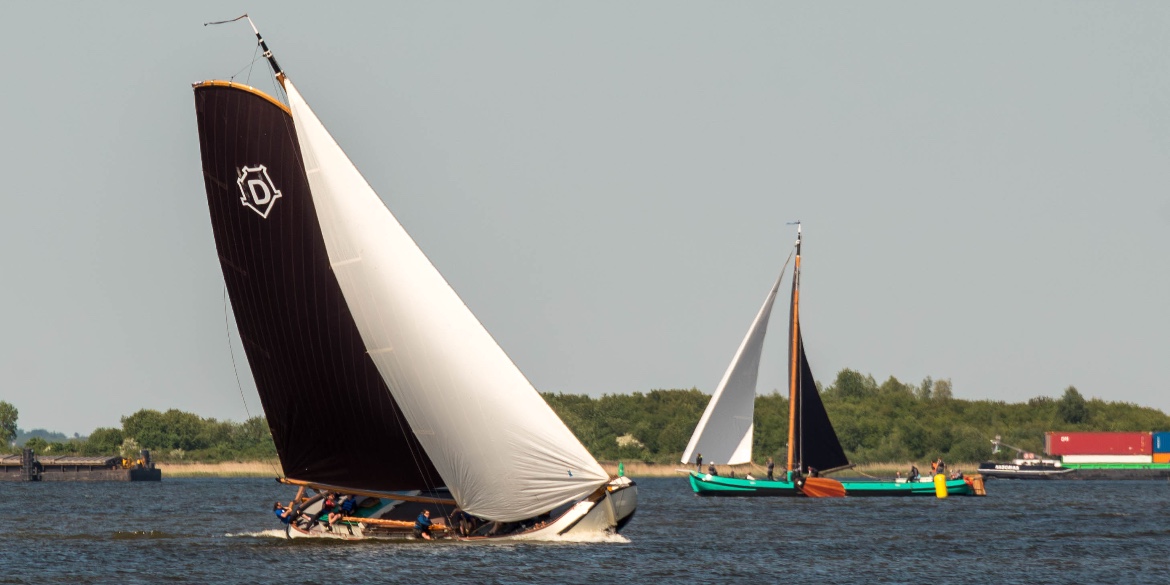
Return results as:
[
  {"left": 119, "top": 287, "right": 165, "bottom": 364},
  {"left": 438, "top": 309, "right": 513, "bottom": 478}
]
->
[
  {"left": 681, "top": 224, "right": 985, "bottom": 498},
  {"left": 193, "top": 17, "right": 635, "bottom": 541}
]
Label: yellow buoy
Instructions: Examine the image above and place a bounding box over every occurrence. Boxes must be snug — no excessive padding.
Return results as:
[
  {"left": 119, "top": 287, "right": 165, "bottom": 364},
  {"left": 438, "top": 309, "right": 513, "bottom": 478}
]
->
[{"left": 933, "top": 473, "right": 948, "bottom": 499}]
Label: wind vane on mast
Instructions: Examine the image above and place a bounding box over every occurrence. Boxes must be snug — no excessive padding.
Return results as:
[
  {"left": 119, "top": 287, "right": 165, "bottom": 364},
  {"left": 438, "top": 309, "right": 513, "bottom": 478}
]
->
[{"left": 204, "top": 14, "right": 284, "bottom": 79}]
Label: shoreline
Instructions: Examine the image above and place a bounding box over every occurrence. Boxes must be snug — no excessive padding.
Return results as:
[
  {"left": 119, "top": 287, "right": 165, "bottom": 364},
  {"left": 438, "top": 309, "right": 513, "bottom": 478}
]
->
[{"left": 157, "top": 460, "right": 976, "bottom": 479}]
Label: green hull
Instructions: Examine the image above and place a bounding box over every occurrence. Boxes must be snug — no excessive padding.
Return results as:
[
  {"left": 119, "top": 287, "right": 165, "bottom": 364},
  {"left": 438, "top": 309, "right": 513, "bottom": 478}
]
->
[{"left": 688, "top": 472, "right": 975, "bottom": 497}]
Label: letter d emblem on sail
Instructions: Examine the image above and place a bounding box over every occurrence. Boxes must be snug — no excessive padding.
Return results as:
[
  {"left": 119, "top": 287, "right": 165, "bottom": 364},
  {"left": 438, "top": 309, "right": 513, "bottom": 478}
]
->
[{"left": 236, "top": 165, "right": 283, "bottom": 218}]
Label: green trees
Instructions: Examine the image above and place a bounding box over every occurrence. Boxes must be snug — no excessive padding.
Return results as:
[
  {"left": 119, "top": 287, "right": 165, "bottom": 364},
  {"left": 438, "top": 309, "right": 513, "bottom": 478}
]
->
[
  {"left": 0, "top": 401, "right": 16, "bottom": 445},
  {"left": 5, "top": 410, "right": 276, "bottom": 462},
  {"left": 118, "top": 409, "right": 276, "bottom": 460},
  {"left": 8, "top": 369, "right": 1170, "bottom": 465},
  {"left": 1057, "top": 386, "right": 1089, "bottom": 425},
  {"left": 544, "top": 371, "right": 1170, "bottom": 464}
]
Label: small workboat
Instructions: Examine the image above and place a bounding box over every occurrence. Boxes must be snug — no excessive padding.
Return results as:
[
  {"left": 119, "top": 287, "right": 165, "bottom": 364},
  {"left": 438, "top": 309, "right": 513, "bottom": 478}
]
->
[
  {"left": 193, "top": 16, "right": 636, "bottom": 540},
  {"left": 978, "top": 437, "right": 1074, "bottom": 480},
  {"left": 682, "top": 224, "right": 984, "bottom": 497}
]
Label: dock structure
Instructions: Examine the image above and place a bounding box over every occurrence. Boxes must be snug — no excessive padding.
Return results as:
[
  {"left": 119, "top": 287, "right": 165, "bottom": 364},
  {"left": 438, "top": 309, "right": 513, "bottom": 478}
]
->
[{"left": 0, "top": 448, "right": 161, "bottom": 482}]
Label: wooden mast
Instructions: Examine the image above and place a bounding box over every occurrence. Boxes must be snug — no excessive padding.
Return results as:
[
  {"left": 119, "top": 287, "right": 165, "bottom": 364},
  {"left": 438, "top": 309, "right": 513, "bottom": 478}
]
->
[{"left": 786, "top": 223, "right": 802, "bottom": 475}]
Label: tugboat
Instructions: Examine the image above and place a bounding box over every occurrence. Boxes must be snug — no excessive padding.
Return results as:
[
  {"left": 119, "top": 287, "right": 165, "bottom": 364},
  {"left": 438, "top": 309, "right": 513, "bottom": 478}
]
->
[{"left": 978, "top": 436, "right": 1074, "bottom": 480}]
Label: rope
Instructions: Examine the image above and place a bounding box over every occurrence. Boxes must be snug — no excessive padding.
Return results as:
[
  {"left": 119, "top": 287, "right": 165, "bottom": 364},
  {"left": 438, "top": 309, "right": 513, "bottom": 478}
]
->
[{"left": 224, "top": 285, "right": 282, "bottom": 478}]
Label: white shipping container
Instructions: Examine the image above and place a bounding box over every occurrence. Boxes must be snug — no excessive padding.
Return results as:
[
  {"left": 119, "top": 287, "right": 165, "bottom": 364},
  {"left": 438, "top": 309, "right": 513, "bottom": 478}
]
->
[{"left": 1060, "top": 454, "right": 1154, "bottom": 464}]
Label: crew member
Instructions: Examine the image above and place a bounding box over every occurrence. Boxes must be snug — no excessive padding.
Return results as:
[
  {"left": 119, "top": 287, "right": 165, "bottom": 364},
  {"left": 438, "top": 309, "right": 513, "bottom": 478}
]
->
[{"left": 414, "top": 509, "right": 433, "bottom": 540}]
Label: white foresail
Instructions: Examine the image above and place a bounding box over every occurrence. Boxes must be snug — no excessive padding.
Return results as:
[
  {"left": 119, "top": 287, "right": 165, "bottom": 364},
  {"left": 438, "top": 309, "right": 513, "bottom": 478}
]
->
[
  {"left": 284, "top": 80, "right": 609, "bottom": 522},
  {"left": 681, "top": 271, "right": 785, "bottom": 466}
]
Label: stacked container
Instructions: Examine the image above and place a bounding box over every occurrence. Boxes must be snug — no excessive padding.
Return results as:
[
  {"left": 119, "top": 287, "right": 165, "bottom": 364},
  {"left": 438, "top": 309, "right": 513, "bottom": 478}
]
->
[
  {"left": 1045, "top": 431, "right": 1153, "bottom": 463},
  {"left": 1154, "top": 432, "right": 1170, "bottom": 464}
]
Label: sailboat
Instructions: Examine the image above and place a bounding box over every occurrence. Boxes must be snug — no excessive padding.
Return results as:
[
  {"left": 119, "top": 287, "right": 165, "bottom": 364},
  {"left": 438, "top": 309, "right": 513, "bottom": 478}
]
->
[
  {"left": 192, "top": 18, "right": 636, "bottom": 540},
  {"left": 682, "top": 224, "right": 984, "bottom": 497}
]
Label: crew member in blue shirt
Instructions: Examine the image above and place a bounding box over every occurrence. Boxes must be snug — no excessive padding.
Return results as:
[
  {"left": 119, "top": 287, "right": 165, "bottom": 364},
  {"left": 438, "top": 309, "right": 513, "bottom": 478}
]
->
[
  {"left": 414, "top": 509, "right": 433, "bottom": 540},
  {"left": 272, "top": 501, "right": 294, "bottom": 525}
]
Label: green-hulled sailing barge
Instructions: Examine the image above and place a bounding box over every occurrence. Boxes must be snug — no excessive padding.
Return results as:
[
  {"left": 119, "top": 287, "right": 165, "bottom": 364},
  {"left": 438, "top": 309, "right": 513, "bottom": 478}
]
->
[{"left": 682, "top": 224, "right": 984, "bottom": 498}]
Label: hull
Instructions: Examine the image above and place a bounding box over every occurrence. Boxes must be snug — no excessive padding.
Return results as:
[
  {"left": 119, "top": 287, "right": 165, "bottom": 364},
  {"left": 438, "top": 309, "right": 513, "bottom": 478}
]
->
[
  {"left": 840, "top": 477, "right": 976, "bottom": 496},
  {"left": 286, "top": 478, "right": 637, "bottom": 542},
  {"left": 688, "top": 472, "right": 979, "bottom": 497},
  {"left": 978, "top": 461, "right": 1075, "bottom": 480},
  {"left": 689, "top": 472, "right": 802, "bottom": 497},
  {"left": 1049, "top": 463, "right": 1170, "bottom": 480}
]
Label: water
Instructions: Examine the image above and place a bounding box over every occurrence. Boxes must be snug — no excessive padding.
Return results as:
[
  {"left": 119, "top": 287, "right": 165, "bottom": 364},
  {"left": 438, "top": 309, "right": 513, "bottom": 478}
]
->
[{"left": 2, "top": 477, "right": 1168, "bottom": 584}]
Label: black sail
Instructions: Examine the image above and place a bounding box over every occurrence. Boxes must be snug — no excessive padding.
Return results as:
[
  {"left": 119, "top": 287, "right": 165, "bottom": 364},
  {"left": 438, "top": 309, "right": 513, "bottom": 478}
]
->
[
  {"left": 193, "top": 82, "right": 441, "bottom": 490},
  {"left": 791, "top": 331, "right": 850, "bottom": 473}
]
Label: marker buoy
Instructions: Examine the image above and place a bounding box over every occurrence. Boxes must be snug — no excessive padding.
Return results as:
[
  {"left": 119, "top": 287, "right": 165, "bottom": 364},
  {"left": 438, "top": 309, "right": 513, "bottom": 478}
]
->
[{"left": 933, "top": 474, "right": 948, "bottom": 499}]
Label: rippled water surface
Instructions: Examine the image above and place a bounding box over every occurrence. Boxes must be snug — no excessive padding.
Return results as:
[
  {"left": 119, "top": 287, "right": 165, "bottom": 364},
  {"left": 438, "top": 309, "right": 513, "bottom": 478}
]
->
[{"left": 2, "top": 477, "right": 1169, "bottom": 584}]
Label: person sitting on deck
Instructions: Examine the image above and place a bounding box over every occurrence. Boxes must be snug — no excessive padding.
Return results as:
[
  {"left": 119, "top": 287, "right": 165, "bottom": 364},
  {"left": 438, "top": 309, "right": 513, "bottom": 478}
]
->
[
  {"left": 707, "top": 463, "right": 718, "bottom": 476},
  {"left": 449, "top": 508, "right": 474, "bottom": 537},
  {"left": 328, "top": 495, "right": 355, "bottom": 531},
  {"left": 908, "top": 465, "right": 920, "bottom": 481},
  {"left": 316, "top": 493, "right": 337, "bottom": 531},
  {"left": 414, "top": 509, "right": 434, "bottom": 540}
]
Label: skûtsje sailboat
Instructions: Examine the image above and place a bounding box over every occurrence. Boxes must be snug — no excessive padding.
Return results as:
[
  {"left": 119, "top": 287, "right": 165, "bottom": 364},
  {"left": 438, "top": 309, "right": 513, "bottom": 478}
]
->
[
  {"left": 193, "top": 17, "right": 636, "bottom": 540},
  {"left": 681, "top": 224, "right": 984, "bottom": 497}
]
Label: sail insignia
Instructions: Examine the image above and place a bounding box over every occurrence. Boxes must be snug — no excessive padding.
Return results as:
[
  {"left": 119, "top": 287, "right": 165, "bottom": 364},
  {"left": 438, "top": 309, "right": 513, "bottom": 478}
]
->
[{"left": 236, "top": 165, "right": 283, "bottom": 218}]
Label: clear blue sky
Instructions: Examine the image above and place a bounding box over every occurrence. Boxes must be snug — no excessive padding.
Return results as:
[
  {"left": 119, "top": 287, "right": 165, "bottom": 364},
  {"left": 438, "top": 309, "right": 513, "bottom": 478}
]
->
[{"left": 3, "top": 2, "right": 1168, "bottom": 435}]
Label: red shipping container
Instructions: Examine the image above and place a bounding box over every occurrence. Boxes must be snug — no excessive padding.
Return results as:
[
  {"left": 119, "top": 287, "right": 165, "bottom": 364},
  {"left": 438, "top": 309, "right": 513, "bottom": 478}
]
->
[{"left": 1045, "top": 432, "right": 1152, "bottom": 456}]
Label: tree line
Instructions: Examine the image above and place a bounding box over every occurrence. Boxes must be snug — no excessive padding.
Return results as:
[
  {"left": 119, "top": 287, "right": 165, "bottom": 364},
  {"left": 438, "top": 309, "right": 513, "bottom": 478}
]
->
[
  {"left": 543, "top": 371, "right": 1170, "bottom": 464},
  {"left": 4, "top": 369, "right": 1168, "bottom": 464},
  {"left": 1, "top": 402, "right": 275, "bottom": 462}
]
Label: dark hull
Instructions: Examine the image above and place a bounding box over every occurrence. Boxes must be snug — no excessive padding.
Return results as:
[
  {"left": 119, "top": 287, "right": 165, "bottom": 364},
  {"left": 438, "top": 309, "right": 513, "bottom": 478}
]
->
[{"left": 978, "top": 462, "right": 1074, "bottom": 480}]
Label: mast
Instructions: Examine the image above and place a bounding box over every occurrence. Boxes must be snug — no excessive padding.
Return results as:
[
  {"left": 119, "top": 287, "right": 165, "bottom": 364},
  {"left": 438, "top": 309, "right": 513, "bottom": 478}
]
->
[
  {"left": 205, "top": 14, "right": 285, "bottom": 82},
  {"left": 246, "top": 16, "right": 285, "bottom": 82},
  {"left": 786, "top": 222, "right": 802, "bottom": 474}
]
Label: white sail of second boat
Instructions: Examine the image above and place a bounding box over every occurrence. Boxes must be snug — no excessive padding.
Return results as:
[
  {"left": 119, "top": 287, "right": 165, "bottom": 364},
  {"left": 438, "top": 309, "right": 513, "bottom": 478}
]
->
[{"left": 681, "top": 265, "right": 787, "bottom": 466}]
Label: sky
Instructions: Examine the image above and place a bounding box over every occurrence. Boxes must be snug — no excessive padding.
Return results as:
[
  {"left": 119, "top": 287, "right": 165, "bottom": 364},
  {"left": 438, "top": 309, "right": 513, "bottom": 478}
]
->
[{"left": 2, "top": 2, "right": 1168, "bottom": 435}]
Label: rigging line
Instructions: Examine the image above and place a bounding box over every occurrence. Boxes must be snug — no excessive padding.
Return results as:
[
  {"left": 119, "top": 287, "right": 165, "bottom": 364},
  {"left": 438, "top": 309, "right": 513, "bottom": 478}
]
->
[
  {"left": 224, "top": 284, "right": 281, "bottom": 478},
  {"left": 245, "top": 43, "right": 260, "bottom": 86},
  {"left": 224, "top": 285, "right": 252, "bottom": 422},
  {"left": 223, "top": 48, "right": 261, "bottom": 86}
]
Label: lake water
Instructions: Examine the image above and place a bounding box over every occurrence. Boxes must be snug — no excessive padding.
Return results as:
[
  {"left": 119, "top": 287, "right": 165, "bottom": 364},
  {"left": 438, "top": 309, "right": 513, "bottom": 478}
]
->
[{"left": 2, "top": 477, "right": 1168, "bottom": 584}]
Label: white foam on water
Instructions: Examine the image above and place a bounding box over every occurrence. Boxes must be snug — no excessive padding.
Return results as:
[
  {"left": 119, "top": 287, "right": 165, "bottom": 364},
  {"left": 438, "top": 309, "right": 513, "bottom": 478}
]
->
[
  {"left": 543, "top": 531, "right": 631, "bottom": 544},
  {"left": 224, "top": 529, "right": 288, "bottom": 539}
]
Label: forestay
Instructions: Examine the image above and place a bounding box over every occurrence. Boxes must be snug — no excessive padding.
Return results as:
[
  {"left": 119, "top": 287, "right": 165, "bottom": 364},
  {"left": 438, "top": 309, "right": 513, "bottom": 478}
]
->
[
  {"left": 682, "top": 265, "right": 787, "bottom": 466},
  {"left": 285, "top": 80, "right": 608, "bottom": 522}
]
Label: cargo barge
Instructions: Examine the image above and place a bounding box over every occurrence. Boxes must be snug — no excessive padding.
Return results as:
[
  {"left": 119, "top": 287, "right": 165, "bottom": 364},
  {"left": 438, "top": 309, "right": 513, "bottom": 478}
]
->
[{"left": 0, "top": 448, "right": 161, "bottom": 482}]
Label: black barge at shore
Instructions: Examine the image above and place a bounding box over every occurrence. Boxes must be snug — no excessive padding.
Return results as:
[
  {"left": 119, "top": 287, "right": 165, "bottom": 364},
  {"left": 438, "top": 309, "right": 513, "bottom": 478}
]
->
[{"left": 0, "top": 449, "right": 160, "bottom": 482}]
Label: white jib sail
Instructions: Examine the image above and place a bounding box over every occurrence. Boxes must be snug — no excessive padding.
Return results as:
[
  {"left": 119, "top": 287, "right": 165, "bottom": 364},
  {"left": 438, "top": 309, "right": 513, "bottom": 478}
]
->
[
  {"left": 681, "top": 270, "right": 785, "bottom": 466},
  {"left": 285, "top": 80, "right": 609, "bottom": 522}
]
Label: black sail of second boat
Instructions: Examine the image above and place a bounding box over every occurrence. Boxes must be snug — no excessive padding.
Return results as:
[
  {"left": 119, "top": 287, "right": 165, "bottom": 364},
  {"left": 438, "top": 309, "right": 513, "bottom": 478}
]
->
[
  {"left": 787, "top": 229, "right": 850, "bottom": 475},
  {"left": 193, "top": 82, "right": 442, "bottom": 491}
]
